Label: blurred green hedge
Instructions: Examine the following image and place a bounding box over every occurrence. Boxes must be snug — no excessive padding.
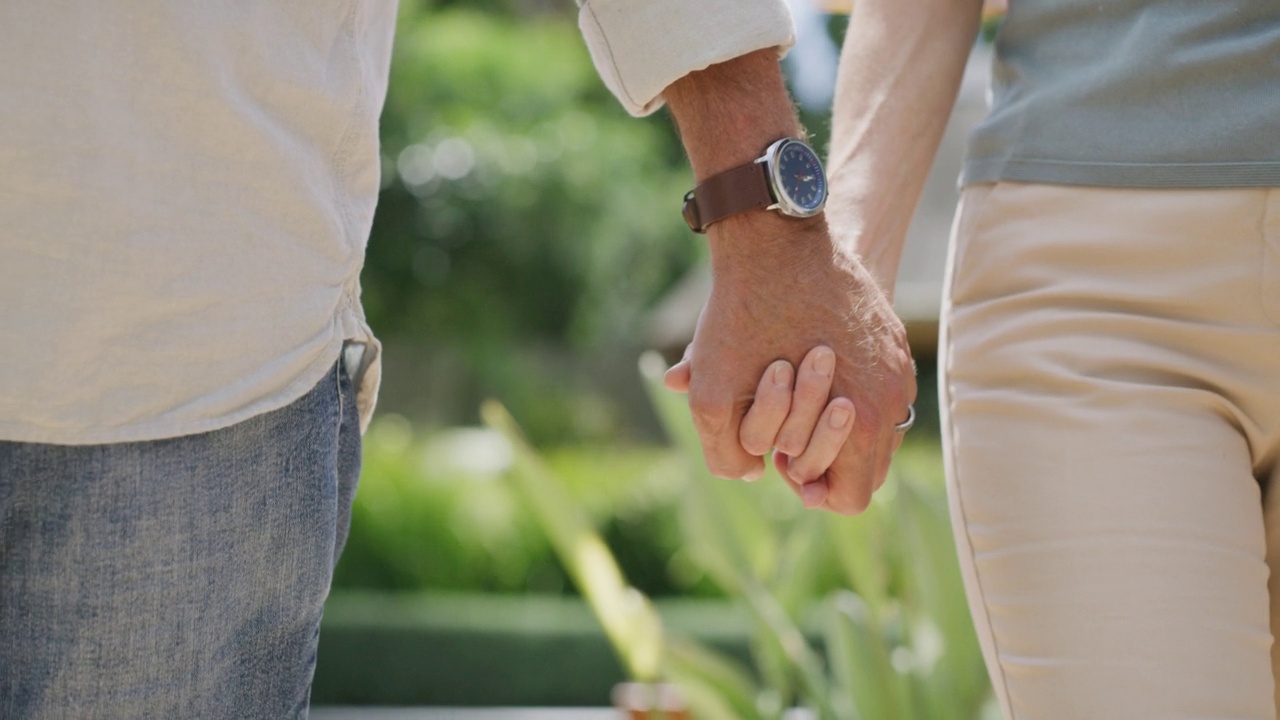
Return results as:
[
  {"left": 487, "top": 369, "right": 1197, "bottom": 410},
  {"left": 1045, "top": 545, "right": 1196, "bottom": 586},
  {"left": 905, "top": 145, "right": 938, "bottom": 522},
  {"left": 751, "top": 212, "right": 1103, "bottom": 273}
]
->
[
  {"left": 333, "top": 414, "right": 710, "bottom": 597},
  {"left": 364, "top": 4, "right": 697, "bottom": 354}
]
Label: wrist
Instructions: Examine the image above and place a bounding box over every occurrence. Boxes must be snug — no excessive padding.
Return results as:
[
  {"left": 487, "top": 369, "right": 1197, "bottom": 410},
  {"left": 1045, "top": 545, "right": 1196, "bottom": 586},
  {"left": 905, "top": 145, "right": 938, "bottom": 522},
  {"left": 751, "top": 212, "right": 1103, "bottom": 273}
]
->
[
  {"left": 824, "top": 196, "right": 906, "bottom": 298},
  {"left": 706, "top": 211, "right": 835, "bottom": 279}
]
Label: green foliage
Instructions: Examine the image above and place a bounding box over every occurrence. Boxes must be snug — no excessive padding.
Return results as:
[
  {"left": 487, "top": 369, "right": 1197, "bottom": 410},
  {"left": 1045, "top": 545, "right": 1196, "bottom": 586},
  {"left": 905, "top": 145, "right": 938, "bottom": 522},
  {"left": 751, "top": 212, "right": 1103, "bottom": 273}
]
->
[
  {"left": 333, "top": 413, "right": 699, "bottom": 596},
  {"left": 645, "top": 353, "right": 992, "bottom": 719},
  {"left": 483, "top": 401, "right": 666, "bottom": 682},
  {"left": 483, "top": 354, "right": 994, "bottom": 719},
  {"left": 334, "top": 415, "right": 545, "bottom": 592},
  {"left": 335, "top": 361, "right": 988, "bottom": 714},
  {"left": 363, "top": 6, "right": 697, "bottom": 351}
]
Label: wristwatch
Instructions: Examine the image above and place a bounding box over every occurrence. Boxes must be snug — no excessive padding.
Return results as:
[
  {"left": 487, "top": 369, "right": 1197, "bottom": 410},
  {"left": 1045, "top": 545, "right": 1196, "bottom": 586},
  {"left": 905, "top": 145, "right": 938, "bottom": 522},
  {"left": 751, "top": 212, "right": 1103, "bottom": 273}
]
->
[{"left": 681, "top": 138, "right": 827, "bottom": 234}]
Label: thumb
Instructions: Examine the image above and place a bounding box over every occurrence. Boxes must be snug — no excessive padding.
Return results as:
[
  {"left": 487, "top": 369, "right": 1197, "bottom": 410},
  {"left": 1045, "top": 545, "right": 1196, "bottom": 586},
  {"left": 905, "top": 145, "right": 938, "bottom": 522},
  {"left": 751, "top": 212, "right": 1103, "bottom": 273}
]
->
[{"left": 663, "top": 357, "right": 692, "bottom": 393}]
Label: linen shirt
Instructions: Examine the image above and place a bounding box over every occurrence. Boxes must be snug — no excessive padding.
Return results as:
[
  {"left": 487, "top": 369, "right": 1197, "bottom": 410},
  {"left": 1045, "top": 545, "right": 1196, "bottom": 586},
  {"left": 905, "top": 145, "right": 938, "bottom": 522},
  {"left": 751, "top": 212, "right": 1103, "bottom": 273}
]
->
[
  {"left": 0, "top": 3, "right": 397, "bottom": 444},
  {"left": 1, "top": 1, "right": 794, "bottom": 444},
  {"left": 578, "top": 0, "right": 795, "bottom": 117}
]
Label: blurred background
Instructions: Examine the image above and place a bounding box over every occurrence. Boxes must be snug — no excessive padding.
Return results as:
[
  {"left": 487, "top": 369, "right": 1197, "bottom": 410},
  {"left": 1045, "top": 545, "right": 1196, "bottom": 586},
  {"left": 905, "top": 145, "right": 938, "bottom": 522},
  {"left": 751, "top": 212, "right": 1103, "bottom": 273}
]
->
[{"left": 315, "top": 0, "right": 1001, "bottom": 717}]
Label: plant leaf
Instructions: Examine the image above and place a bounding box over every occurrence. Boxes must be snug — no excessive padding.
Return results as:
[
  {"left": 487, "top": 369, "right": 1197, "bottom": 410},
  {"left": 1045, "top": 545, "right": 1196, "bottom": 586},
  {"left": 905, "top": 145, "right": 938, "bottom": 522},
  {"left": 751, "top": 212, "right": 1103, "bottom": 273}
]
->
[{"left": 483, "top": 401, "right": 665, "bottom": 682}]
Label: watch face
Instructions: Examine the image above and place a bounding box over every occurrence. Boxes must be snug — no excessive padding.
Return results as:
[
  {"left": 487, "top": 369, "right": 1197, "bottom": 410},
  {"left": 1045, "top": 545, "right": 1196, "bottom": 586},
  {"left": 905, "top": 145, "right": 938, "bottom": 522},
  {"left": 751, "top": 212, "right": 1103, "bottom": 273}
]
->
[{"left": 774, "top": 140, "right": 827, "bottom": 216}]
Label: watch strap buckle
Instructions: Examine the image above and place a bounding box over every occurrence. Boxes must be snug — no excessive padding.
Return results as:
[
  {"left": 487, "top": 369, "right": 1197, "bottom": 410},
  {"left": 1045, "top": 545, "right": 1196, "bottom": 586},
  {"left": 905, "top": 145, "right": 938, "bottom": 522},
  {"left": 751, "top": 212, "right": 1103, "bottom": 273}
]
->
[{"left": 682, "top": 189, "right": 706, "bottom": 233}]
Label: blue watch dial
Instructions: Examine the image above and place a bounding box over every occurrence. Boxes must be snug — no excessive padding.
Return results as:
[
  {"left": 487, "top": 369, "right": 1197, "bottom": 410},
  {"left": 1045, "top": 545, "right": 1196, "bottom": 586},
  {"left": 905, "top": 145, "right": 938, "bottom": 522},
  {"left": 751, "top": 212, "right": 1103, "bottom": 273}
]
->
[{"left": 775, "top": 141, "right": 827, "bottom": 213}]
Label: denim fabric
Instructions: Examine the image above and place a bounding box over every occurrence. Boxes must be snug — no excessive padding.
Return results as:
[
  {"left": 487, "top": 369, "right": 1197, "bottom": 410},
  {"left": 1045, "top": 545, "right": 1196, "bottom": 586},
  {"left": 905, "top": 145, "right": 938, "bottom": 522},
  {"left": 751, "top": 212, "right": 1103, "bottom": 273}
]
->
[{"left": 0, "top": 358, "right": 361, "bottom": 719}]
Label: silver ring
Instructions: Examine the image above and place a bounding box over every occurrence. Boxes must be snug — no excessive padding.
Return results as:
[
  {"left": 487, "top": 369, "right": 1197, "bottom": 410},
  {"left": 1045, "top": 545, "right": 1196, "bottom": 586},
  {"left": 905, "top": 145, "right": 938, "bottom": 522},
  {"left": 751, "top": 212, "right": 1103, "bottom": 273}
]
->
[{"left": 893, "top": 404, "right": 915, "bottom": 434}]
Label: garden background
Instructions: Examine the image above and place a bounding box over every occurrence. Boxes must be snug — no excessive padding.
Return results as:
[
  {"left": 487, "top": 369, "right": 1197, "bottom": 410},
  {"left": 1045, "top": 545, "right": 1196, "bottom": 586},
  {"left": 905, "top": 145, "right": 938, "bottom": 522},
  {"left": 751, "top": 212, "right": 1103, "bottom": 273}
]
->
[{"left": 314, "top": 0, "right": 999, "bottom": 717}]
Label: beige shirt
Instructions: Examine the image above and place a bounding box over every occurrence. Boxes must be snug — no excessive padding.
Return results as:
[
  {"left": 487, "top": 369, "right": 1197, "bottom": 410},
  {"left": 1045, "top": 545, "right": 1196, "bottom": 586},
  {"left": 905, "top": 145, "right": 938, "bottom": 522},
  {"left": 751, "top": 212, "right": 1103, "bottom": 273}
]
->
[
  {"left": 578, "top": 0, "right": 795, "bottom": 117},
  {"left": 0, "top": 3, "right": 396, "bottom": 444},
  {"left": 1, "top": 1, "right": 792, "bottom": 445}
]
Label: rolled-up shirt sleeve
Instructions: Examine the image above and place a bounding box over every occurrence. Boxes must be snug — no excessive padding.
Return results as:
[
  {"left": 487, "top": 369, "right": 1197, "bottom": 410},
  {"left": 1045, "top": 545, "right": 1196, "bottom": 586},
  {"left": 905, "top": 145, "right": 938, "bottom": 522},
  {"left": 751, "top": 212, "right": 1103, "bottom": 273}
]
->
[{"left": 577, "top": 0, "right": 796, "bottom": 117}]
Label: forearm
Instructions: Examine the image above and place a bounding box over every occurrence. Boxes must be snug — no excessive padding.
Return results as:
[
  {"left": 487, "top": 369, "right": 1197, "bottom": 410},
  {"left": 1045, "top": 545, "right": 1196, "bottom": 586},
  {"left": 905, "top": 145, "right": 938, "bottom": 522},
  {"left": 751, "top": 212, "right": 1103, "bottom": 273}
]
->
[
  {"left": 664, "top": 48, "right": 800, "bottom": 181},
  {"left": 663, "top": 49, "right": 825, "bottom": 273},
  {"left": 827, "top": 0, "right": 983, "bottom": 294}
]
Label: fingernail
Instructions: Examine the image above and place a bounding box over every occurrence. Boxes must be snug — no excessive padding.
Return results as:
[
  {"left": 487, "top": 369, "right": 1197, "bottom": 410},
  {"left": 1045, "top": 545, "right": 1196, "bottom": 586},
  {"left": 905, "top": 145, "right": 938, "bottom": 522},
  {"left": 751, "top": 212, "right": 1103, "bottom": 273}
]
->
[
  {"left": 829, "top": 405, "right": 850, "bottom": 428},
  {"left": 813, "top": 348, "right": 835, "bottom": 378},
  {"left": 800, "top": 482, "right": 826, "bottom": 508},
  {"left": 772, "top": 362, "right": 792, "bottom": 388},
  {"left": 742, "top": 466, "right": 764, "bottom": 482}
]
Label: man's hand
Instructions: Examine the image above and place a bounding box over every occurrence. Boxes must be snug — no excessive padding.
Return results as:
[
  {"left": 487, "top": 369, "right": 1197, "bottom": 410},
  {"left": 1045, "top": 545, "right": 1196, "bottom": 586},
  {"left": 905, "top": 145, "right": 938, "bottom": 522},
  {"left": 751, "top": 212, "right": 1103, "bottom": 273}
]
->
[
  {"left": 659, "top": 47, "right": 917, "bottom": 515},
  {"left": 668, "top": 211, "right": 916, "bottom": 514}
]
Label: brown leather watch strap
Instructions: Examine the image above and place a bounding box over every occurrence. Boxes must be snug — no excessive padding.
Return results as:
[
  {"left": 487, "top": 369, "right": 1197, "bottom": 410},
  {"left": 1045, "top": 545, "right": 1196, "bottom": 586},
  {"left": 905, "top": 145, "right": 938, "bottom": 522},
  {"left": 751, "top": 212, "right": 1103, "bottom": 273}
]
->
[{"left": 682, "top": 161, "right": 775, "bottom": 233}]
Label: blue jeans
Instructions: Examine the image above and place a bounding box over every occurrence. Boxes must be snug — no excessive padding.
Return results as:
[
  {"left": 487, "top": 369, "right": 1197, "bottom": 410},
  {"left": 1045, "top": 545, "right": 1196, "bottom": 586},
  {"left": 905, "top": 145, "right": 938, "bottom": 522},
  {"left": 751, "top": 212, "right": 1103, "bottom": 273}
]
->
[{"left": 0, "top": 359, "right": 361, "bottom": 719}]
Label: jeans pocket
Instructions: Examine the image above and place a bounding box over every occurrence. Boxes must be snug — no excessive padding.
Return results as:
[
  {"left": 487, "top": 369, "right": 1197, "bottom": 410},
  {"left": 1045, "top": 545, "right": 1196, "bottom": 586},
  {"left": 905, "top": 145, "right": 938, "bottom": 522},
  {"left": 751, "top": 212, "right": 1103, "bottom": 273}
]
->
[
  {"left": 340, "top": 340, "right": 370, "bottom": 390},
  {"left": 333, "top": 341, "right": 363, "bottom": 564}
]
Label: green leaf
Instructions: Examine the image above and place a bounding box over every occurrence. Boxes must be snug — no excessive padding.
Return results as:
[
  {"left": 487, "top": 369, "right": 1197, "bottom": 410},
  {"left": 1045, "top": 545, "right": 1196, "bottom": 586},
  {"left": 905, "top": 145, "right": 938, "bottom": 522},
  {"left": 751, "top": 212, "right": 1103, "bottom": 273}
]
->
[
  {"left": 827, "top": 591, "right": 912, "bottom": 720},
  {"left": 664, "top": 635, "right": 767, "bottom": 720},
  {"left": 741, "top": 581, "right": 837, "bottom": 720},
  {"left": 895, "top": 479, "right": 987, "bottom": 719},
  {"left": 825, "top": 498, "right": 892, "bottom": 622},
  {"left": 773, "top": 515, "right": 834, "bottom": 616},
  {"left": 483, "top": 401, "right": 665, "bottom": 682}
]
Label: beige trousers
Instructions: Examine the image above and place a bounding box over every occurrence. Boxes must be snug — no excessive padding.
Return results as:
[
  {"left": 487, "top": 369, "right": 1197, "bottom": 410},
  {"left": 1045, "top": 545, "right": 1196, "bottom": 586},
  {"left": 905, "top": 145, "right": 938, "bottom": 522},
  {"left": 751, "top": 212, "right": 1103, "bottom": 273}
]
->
[{"left": 940, "top": 183, "right": 1280, "bottom": 719}]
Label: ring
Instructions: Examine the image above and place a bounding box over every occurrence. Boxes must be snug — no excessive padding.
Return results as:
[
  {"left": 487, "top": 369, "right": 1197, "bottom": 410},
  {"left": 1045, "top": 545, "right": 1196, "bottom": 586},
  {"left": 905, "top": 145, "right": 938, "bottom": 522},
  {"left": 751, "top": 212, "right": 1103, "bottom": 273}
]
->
[{"left": 893, "top": 404, "right": 915, "bottom": 434}]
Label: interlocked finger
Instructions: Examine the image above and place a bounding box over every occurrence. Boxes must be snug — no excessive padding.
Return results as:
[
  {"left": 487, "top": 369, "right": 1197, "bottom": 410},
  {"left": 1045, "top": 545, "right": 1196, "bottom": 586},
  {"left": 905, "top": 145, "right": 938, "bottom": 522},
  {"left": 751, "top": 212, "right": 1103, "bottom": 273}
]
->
[
  {"left": 785, "top": 398, "right": 856, "bottom": 485},
  {"left": 774, "top": 450, "right": 830, "bottom": 509},
  {"left": 739, "top": 360, "right": 794, "bottom": 457},
  {"left": 774, "top": 346, "right": 836, "bottom": 457}
]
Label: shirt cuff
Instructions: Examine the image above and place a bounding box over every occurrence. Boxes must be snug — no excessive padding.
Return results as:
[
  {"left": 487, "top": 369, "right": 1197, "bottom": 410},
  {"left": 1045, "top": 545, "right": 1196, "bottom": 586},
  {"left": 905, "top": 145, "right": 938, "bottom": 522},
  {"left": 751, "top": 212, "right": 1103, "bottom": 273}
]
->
[{"left": 578, "top": 0, "right": 796, "bottom": 117}]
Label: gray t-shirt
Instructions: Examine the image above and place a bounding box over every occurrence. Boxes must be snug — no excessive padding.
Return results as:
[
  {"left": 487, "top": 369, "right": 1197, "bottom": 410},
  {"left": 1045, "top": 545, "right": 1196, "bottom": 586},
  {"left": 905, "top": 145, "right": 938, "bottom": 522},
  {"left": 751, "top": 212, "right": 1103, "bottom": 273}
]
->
[{"left": 963, "top": 0, "right": 1280, "bottom": 188}]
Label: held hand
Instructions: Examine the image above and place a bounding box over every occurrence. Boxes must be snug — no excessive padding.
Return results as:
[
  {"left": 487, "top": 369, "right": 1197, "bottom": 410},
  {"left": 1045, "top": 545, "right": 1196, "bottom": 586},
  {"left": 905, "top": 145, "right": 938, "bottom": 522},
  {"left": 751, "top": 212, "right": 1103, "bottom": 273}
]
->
[
  {"left": 666, "top": 346, "right": 857, "bottom": 509},
  {"left": 672, "top": 213, "right": 916, "bottom": 515}
]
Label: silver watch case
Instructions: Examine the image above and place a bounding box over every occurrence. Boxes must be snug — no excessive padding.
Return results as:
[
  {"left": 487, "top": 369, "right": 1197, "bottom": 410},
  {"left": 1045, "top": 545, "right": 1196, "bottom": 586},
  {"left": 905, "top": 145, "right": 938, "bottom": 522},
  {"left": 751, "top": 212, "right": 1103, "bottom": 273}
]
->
[{"left": 756, "top": 137, "right": 828, "bottom": 219}]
